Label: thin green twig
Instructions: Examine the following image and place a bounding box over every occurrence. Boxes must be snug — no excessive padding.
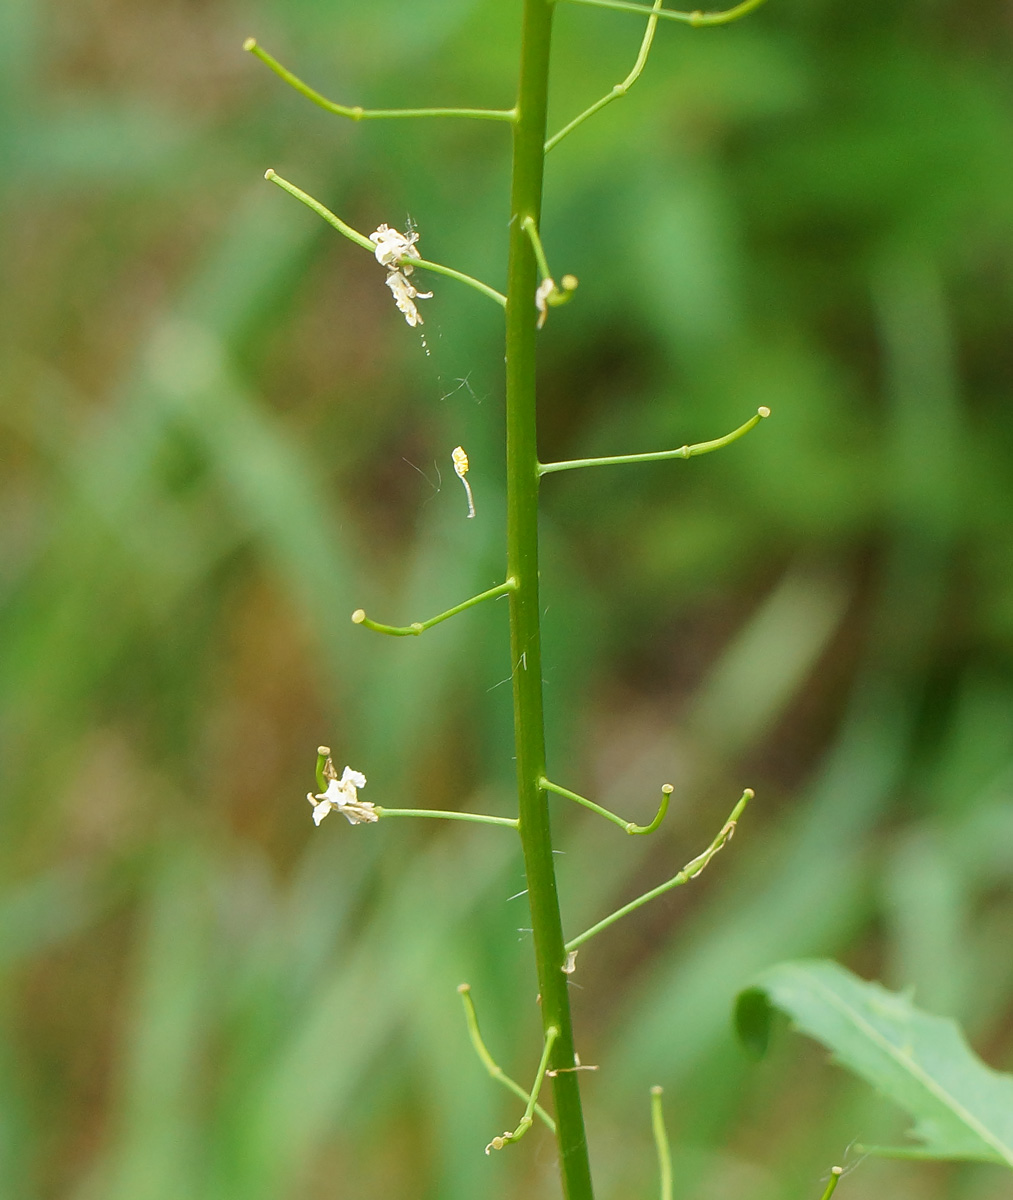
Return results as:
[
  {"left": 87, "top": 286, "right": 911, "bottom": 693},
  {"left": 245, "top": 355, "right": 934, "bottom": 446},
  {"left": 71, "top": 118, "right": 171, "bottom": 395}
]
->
[
  {"left": 522, "top": 217, "right": 554, "bottom": 282},
  {"left": 819, "top": 1168, "right": 844, "bottom": 1199},
  {"left": 539, "top": 408, "right": 769, "bottom": 475},
  {"left": 376, "top": 808, "right": 519, "bottom": 829},
  {"left": 551, "top": 0, "right": 769, "bottom": 27},
  {"left": 651, "top": 1087, "right": 673, "bottom": 1200},
  {"left": 351, "top": 580, "right": 516, "bottom": 638},
  {"left": 521, "top": 217, "right": 579, "bottom": 325},
  {"left": 565, "top": 788, "right": 753, "bottom": 951},
  {"left": 264, "top": 171, "right": 507, "bottom": 307},
  {"left": 485, "top": 1026, "right": 560, "bottom": 1153},
  {"left": 314, "top": 746, "right": 330, "bottom": 793},
  {"left": 245, "top": 39, "right": 517, "bottom": 122},
  {"left": 457, "top": 985, "right": 556, "bottom": 1131},
  {"left": 546, "top": 0, "right": 664, "bottom": 152},
  {"left": 540, "top": 777, "right": 672, "bottom": 834}
]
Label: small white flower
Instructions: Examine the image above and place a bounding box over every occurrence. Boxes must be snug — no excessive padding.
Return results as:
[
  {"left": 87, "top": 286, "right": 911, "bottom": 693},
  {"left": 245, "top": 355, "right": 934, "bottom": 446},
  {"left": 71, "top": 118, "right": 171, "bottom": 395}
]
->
[
  {"left": 307, "top": 765, "right": 377, "bottom": 826},
  {"left": 385, "top": 269, "right": 433, "bottom": 328},
  {"left": 370, "top": 223, "right": 420, "bottom": 270}
]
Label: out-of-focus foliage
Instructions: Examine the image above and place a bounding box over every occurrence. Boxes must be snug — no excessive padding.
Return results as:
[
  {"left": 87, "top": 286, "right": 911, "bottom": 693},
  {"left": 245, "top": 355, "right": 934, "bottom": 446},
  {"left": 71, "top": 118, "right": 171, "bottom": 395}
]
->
[
  {"left": 1, "top": 1, "right": 1012, "bottom": 1198},
  {"left": 736, "top": 960, "right": 1013, "bottom": 1166}
]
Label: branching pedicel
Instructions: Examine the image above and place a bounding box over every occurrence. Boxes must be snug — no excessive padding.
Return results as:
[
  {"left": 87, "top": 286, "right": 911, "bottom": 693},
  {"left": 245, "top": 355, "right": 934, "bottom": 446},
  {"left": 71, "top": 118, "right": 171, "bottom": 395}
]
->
[{"left": 248, "top": 3, "right": 775, "bottom": 1197}]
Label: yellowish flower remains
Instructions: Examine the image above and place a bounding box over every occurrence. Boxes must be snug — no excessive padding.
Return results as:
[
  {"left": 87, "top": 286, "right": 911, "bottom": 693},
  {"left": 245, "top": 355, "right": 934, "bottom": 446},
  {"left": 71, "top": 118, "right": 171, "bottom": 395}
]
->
[
  {"left": 452, "top": 445, "right": 475, "bottom": 518},
  {"left": 370, "top": 223, "right": 433, "bottom": 327}
]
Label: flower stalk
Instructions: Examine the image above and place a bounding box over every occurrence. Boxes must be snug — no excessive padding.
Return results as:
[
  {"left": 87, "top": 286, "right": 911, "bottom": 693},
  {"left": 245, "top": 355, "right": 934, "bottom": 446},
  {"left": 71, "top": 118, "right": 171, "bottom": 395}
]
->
[
  {"left": 457, "top": 985, "right": 557, "bottom": 1131},
  {"left": 264, "top": 0, "right": 770, "bottom": 1189},
  {"left": 504, "top": 2, "right": 597, "bottom": 1197},
  {"left": 651, "top": 1087, "right": 673, "bottom": 1200}
]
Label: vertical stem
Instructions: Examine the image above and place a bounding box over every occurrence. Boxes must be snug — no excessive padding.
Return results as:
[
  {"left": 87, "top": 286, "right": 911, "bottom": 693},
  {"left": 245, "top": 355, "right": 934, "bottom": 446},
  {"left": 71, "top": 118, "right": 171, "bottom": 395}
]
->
[{"left": 506, "top": 3, "right": 595, "bottom": 1198}]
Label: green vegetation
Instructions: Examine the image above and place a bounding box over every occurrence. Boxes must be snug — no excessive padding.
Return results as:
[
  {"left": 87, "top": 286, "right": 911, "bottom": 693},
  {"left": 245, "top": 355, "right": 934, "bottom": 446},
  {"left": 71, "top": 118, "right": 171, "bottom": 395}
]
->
[{"left": 2, "top": 0, "right": 1013, "bottom": 1197}]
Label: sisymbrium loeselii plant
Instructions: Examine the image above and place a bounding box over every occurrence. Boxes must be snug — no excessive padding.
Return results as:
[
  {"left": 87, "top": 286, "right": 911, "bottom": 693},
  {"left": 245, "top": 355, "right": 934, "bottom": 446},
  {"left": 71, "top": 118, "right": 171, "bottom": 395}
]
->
[{"left": 245, "top": 2, "right": 776, "bottom": 1197}]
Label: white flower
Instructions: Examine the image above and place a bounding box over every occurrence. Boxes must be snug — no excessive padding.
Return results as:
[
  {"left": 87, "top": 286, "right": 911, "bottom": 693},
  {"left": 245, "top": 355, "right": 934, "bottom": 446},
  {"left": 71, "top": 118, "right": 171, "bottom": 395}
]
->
[
  {"left": 385, "top": 269, "right": 433, "bottom": 328},
  {"left": 369, "top": 223, "right": 420, "bottom": 269},
  {"left": 307, "top": 766, "right": 377, "bottom": 826}
]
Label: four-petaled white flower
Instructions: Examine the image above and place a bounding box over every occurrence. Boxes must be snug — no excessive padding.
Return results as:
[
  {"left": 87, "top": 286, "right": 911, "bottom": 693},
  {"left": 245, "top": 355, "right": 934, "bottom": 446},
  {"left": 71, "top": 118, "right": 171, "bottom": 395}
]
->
[
  {"left": 370, "top": 223, "right": 433, "bottom": 326},
  {"left": 370, "top": 223, "right": 419, "bottom": 268},
  {"left": 307, "top": 766, "right": 377, "bottom": 826}
]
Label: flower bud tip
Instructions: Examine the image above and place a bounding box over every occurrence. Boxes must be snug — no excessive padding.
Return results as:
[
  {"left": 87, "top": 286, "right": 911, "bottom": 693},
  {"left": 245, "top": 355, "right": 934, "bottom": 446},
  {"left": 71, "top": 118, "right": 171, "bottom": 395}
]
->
[
  {"left": 317, "top": 745, "right": 330, "bottom": 756},
  {"left": 457, "top": 983, "right": 470, "bottom": 994},
  {"left": 264, "top": 168, "right": 276, "bottom": 181},
  {"left": 243, "top": 36, "right": 257, "bottom": 51},
  {"left": 351, "top": 609, "right": 366, "bottom": 624},
  {"left": 662, "top": 783, "right": 674, "bottom": 794},
  {"left": 651, "top": 1084, "right": 663, "bottom": 1095},
  {"left": 560, "top": 273, "right": 579, "bottom": 292},
  {"left": 744, "top": 787, "right": 755, "bottom": 799},
  {"left": 831, "top": 1167, "right": 843, "bottom": 1177},
  {"left": 758, "top": 406, "right": 771, "bottom": 418}
]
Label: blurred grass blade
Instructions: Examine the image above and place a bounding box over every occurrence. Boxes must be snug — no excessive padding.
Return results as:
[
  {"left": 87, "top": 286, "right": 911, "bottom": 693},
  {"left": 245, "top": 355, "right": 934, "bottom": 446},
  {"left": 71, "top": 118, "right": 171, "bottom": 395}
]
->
[{"left": 735, "top": 959, "right": 1013, "bottom": 1168}]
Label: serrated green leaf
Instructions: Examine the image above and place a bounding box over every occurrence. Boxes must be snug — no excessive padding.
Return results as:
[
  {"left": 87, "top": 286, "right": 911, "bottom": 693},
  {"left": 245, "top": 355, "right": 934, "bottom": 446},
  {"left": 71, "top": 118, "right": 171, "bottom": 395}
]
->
[{"left": 734, "top": 959, "right": 1013, "bottom": 1168}]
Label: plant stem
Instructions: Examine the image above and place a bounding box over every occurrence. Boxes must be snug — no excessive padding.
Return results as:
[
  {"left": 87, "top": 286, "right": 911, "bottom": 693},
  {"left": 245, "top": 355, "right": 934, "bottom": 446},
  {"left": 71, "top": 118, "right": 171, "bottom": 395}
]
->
[
  {"left": 650, "top": 1087, "right": 673, "bottom": 1200},
  {"left": 565, "top": 788, "right": 753, "bottom": 952},
  {"left": 374, "top": 808, "right": 519, "bottom": 829},
  {"left": 540, "top": 777, "right": 672, "bottom": 835},
  {"left": 819, "top": 1167, "right": 844, "bottom": 1199},
  {"left": 457, "top": 985, "right": 557, "bottom": 1131},
  {"left": 552, "top": 0, "right": 769, "bottom": 26},
  {"left": 264, "top": 171, "right": 507, "bottom": 307},
  {"left": 245, "top": 39, "right": 517, "bottom": 122},
  {"left": 538, "top": 408, "right": 769, "bottom": 475},
  {"left": 350, "top": 580, "right": 515, "bottom": 637},
  {"left": 545, "top": 0, "right": 663, "bottom": 152},
  {"left": 506, "top": 3, "right": 595, "bottom": 1197}
]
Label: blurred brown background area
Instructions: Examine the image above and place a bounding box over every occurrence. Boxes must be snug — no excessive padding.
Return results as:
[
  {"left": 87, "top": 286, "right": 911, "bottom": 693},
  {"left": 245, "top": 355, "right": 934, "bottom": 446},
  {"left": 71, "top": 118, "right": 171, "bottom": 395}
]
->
[{"left": 2, "top": 0, "right": 1013, "bottom": 1197}]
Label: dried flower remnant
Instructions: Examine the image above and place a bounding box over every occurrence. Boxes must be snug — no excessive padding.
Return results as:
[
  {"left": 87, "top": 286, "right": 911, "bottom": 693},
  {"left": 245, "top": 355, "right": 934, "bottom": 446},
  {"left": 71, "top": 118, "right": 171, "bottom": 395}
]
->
[
  {"left": 308, "top": 763, "right": 376, "bottom": 825},
  {"left": 535, "top": 277, "right": 555, "bottom": 329},
  {"left": 535, "top": 273, "right": 578, "bottom": 329},
  {"left": 370, "top": 223, "right": 418, "bottom": 268},
  {"left": 370, "top": 222, "right": 433, "bottom": 326},
  {"left": 385, "top": 270, "right": 432, "bottom": 328},
  {"left": 452, "top": 445, "right": 476, "bottom": 518}
]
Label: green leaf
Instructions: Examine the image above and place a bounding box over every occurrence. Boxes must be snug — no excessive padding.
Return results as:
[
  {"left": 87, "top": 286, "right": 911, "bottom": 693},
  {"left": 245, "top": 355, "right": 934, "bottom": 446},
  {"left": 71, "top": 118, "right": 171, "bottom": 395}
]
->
[{"left": 734, "top": 959, "right": 1013, "bottom": 1168}]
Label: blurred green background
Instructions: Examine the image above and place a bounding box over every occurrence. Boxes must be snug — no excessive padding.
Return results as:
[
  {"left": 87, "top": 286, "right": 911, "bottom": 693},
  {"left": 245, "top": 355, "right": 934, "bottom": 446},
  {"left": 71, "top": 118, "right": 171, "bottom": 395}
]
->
[{"left": 3, "top": 0, "right": 1012, "bottom": 1197}]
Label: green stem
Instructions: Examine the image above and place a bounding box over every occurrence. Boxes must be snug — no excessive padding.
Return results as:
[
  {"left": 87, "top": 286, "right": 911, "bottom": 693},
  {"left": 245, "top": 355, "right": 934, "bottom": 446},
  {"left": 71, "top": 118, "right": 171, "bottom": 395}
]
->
[
  {"left": 507, "top": 3, "right": 595, "bottom": 1197},
  {"left": 819, "top": 1168, "right": 844, "bottom": 1200},
  {"left": 539, "top": 408, "right": 769, "bottom": 475},
  {"left": 650, "top": 1087, "right": 673, "bottom": 1200},
  {"left": 546, "top": 0, "right": 663, "bottom": 152},
  {"left": 487, "top": 1026, "right": 560, "bottom": 1152},
  {"left": 565, "top": 788, "right": 753, "bottom": 952},
  {"left": 457, "top": 985, "right": 556, "bottom": 1131},
  {"left": 540, "top": 777, "right": 672, "bottom": 835},
  {"left": 551, "top": 0, "right": 769, "bottom": 26},
  {"left": 264, "top": 171, "right": 507, "bottom": 307},
  {"left": 410, "top": 256, "right": 507, "bottom": 308},
  {"left": 374, "top": 808, "right": 519, "bottom": 829},
  {"left": 351, "top": 580, "right": 516, "bottom": 637},
  {"left": 522, "top": 217, "right": 554, "bottom": 282},
  {"left": 314, "top": 746, "right": 330, "bottom": 793},
  {"left": 245, "top": 39, "right": 517, "bottom": 122}
]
